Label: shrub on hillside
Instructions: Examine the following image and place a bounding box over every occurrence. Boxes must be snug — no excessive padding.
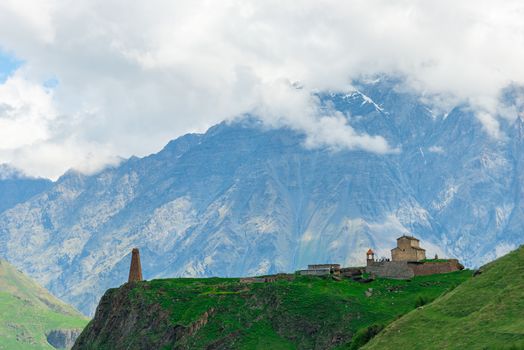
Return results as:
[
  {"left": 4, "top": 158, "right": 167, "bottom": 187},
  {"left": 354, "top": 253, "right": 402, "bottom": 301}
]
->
[
  {"left": 414, "top": 295, "right": 430, "bottom": 308},
  {"left": 349, "top": 324, "right": 385, "bottom": 350}
]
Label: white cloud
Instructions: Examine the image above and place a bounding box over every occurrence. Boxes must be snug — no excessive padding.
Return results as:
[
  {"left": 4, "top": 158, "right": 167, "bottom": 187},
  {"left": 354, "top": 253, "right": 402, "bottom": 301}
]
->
[
  {"left": 249, "top": 79, "right": 395, "bottom": 153},
  {"left": 0, "top": 72, "right": 121, "bottom": 178},
  {"left": 0, "top": 0, "right": 523, "bottom": 178},
  {"left": 0, "top": 73, "right": 55, "bottom": 150}
]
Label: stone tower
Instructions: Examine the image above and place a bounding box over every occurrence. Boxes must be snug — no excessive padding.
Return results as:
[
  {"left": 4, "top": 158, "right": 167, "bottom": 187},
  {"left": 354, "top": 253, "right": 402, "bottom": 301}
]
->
[{"left": 128, "top": 248, "right": 143, "bottom": 282}]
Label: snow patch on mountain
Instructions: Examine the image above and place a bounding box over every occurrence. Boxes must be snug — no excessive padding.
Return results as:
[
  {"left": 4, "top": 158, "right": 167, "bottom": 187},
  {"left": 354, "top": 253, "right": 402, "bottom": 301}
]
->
[{"left": 355, "top": 90, "right": 384, "bottom": 112}]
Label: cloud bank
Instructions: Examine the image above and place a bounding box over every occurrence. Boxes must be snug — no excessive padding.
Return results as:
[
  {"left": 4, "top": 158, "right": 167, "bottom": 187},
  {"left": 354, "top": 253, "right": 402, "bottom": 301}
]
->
[{"left": 0, "top": 0, "right": 523, "bottom": 178}]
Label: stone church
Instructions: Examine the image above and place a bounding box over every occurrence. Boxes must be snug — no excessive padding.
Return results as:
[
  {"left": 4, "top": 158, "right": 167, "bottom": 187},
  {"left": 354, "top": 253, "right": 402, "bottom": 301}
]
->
[
  {"left": 365, "top": 235, "right": 463, "bottom": 279},
  {"left": 391, "top": 235, "right": 426, "bottom": 262}
]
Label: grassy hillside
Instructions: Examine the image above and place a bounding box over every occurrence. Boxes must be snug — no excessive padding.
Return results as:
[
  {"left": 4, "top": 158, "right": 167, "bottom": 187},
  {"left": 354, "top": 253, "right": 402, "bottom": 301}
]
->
[
  {"left": 364, "top": 246, "right": 524, "bottom": 350},
  {"left": 0, "top": 259, "right": 89, "bottom": 349},
  {"left": 74, "top": 270, "right": 471, "bottom": 349}
]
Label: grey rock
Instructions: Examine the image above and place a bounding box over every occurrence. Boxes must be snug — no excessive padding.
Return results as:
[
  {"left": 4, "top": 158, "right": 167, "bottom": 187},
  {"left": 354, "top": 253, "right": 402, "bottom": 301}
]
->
[{"left": 46, "top": 329, "right": 82, "bottom": 349}]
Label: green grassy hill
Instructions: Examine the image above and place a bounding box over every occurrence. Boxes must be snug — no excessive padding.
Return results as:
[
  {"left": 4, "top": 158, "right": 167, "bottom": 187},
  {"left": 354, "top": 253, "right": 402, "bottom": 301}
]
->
[
  {"left": 364, "top": 246, "right": 524, "bottom": 350},
  {"left": 74, "top": 270, "right": 471, "bottom": 349},
  {"left": 0, "top": 259, "right": 89, "bottom": 349}
]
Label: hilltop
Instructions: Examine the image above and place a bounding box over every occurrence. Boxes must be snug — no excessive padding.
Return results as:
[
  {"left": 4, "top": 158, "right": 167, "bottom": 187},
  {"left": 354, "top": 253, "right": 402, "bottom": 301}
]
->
[
  {"left": 364, "top": 246, "right": 524, "bottom": 349},
  {"left": 0, "top": 259, "right": 88, "bottom": 349},
  {"left": 73, "top": 270, "right": 470, "bottom": 349}
]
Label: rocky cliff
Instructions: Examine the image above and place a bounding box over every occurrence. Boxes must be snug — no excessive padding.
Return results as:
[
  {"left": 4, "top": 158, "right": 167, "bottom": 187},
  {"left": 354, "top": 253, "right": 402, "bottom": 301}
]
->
[
  {"left": 72, "top": 283, "right": 179, "bottom": 349},
  {"left": 46, "top": 329, "right": 83, "bottom": 349}
]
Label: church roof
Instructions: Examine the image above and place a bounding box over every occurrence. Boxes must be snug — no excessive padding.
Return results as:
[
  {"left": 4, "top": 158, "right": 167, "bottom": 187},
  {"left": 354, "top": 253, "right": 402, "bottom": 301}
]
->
[
  {"left": 397, "top": 235, "right": 420, "bottom": 241},
  {"left": 411, "top": 247, "right": 426, "bottom": 251},
  {"left": 391, "top": 246, "right": 425, "bottom": 251}
]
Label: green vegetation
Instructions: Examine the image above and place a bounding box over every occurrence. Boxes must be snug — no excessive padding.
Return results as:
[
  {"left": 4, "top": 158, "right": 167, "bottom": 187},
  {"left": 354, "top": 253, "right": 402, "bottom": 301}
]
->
[
  {"left": 348, "top": 324, "right": 385, "bottom": 350},
  {"left": 414, "top": 295, "right": 432, "bottom": 308},
  {"left": 100, "top": 270, "right": 471, "bottom": 349},
  {"left": 364, "top": 246, "right": 524, "bottom": 350},
  {"left": 420, "top": 259, "right": 450, "bottom": 263},
  {"left": 0, "top": 259, "right": 88, "bottom": 349}
]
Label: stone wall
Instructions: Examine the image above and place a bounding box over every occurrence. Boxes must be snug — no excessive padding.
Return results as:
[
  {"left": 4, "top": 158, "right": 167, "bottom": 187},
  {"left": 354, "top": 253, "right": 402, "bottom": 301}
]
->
[
  {"left": 298, "top": 268, "right": 331, "bottom": 276},
  {"left": 365, "top": 261, "right": 414, "bottom": 279},
  {"left": 340, "top": 267, "right": 364, "bottom": 277},
  {"left": 239, "top": 277, "right": 266, "bottom": 283},
  {"left": 307, "top": 264, "right": 340, "bottom": 270},
  {"left": 366, "top": 259, "right": 463, "bottom": 279},
  {"left": 240, "top": 274, "right": 294, "bottom": 283},
  {"left": 408, "top": 260, "right": 463, "bottom": 276}
]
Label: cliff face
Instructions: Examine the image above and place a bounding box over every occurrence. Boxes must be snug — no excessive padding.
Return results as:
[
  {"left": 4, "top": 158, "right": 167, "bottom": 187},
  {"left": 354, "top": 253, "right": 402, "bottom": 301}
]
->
[
  {"left": 46, "top": 329, "right": 83, "bottom": 349},
  {"left": 73, "top": 272, "right": 470, "bottom": 350},
  {"left": 72, "top": 283, "right": 179, "bottom": 350}
]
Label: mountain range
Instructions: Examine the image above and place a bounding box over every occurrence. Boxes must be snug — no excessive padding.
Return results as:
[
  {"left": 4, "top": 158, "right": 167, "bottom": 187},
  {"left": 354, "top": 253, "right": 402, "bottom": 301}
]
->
[{"left": 1, "top": 78, "right": 523, "bottom": 316}]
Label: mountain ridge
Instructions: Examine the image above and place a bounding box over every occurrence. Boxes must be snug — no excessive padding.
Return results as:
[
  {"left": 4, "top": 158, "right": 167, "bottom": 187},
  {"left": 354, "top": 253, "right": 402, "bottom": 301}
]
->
[{"left": 1, "top": 78, "right": 523, "bottom": 316}]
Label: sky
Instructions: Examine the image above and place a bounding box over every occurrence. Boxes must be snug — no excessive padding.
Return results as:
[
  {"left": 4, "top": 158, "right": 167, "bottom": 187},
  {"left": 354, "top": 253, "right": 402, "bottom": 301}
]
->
[{"left": 0, "top": 0, "right": 524, "bottom": 179}]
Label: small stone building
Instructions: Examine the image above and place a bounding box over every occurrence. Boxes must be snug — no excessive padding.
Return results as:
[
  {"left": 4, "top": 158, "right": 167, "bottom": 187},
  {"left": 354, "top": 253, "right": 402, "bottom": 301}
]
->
[
  {"left": 391, "top": 235, "right": 426, "bottom": 262},
  {"left": 298, "top": 264, "right": 341, "bottom": 276}
]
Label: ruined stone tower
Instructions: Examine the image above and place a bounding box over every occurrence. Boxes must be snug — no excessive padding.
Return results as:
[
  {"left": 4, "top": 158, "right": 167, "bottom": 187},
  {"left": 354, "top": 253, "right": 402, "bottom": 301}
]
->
[{"left": 128, "top": 248, "right": 143, "bottom": 282}]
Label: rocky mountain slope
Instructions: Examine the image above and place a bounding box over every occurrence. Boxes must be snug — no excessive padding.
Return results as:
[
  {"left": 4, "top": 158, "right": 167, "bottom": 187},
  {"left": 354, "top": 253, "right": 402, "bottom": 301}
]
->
[
  {"left": 0, "top": 258, "right": 88, "bottom": 349},
  {"left": 1, "top": 78, "right": 523, "bottom": 315},
  {"left": 364, "top": 245, "right": 524, "bottom": 349},
  {"left": 72, "top": 271, "right": 470, "bottom": 349},
  {"left": 0, "top": 164, "right": 52, "bottom": 214}
]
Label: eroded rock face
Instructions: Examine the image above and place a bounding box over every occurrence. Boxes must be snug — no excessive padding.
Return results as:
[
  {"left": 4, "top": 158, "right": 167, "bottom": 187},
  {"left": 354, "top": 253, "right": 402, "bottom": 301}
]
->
[
  {"left": 72, "top": 283, "right": 179, "bottom": 350},
  {"left": 72, "top": 282, "right": 220, "bottom": 350},
  {"left": 46, "top": 329, "right": 83, "bottom": 349}
]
